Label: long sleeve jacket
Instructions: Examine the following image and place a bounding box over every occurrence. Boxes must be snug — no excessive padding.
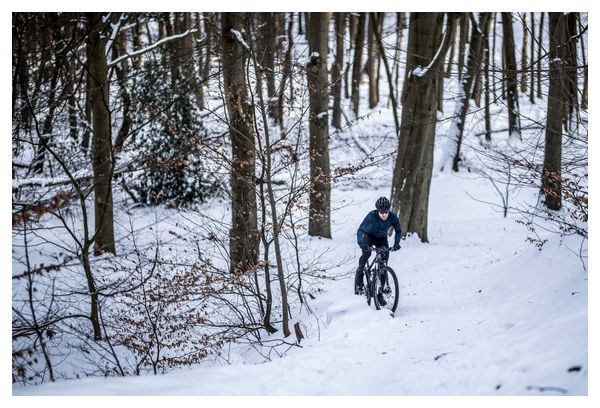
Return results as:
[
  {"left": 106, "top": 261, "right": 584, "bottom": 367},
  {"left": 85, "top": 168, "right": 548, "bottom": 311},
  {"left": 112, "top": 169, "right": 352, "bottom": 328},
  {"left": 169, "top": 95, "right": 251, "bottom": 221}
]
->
[{"left": 356, "top": 210, "right": 402, "bottom": 247}]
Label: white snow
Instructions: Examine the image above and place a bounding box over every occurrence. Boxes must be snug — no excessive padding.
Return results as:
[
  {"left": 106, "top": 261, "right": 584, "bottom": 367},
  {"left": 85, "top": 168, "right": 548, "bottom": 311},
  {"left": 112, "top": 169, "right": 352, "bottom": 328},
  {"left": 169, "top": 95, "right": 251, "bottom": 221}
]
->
[
  {"left": 12, "top": 173, "right": 588, "bottom": 396},
  {"left": 230, "top": 29, "right": 250, "bottom": 51}
]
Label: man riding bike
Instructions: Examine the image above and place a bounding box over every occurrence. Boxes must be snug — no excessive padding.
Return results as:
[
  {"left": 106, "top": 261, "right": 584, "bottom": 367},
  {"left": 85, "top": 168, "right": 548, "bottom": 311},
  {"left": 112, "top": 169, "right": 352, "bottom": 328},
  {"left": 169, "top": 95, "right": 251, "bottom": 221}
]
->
[{"left": 355, "top": 197, "right": 402, "bottom": 304}]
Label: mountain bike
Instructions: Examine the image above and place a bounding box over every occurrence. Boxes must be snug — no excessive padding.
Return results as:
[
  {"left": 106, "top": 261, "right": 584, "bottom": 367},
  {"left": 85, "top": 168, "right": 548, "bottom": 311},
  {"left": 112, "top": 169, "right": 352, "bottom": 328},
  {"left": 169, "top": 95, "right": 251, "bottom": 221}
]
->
[{"left": 355, "top": 246, "right": 400, "bottom": 314}]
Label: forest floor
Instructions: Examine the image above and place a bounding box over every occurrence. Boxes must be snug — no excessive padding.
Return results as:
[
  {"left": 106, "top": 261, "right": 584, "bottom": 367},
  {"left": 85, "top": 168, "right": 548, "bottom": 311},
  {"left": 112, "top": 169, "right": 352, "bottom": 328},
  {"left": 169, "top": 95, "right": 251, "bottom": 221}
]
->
[{"left": 13, "top": 167, "right": 588, "bottom": 396}]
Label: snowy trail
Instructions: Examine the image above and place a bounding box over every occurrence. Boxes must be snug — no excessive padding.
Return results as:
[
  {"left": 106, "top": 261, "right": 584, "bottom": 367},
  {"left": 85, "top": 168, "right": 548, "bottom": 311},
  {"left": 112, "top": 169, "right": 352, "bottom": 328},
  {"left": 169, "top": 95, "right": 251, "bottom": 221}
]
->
[{"left": 13, "top": 175, "right": 587, "bottom": 396}]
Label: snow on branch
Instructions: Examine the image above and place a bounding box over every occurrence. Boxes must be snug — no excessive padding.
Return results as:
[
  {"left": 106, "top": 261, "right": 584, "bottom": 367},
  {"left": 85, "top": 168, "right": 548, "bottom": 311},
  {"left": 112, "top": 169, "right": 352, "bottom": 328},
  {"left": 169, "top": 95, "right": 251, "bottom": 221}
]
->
[
  {"left": 108, "top": 28, "right": 200, "bottom": 67},
  {"left": 230, "top": 28, "right": 250, "bottom": 51},
  {"left": 412, "top": 23, "right": 450, "bottom": 78}
]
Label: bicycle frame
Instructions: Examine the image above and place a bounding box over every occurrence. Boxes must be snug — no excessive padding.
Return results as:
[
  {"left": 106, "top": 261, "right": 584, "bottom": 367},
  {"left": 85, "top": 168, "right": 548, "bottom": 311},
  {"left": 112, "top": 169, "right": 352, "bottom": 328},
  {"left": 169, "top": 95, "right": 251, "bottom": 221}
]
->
[{"left": 363, "top": 246, "right": 391, "bottom": 294}]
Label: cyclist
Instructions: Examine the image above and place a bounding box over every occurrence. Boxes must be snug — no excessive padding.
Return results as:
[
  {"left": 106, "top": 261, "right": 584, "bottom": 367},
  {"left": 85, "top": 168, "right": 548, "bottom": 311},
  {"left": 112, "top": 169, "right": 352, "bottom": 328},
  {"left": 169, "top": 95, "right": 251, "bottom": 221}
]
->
[{"left": 355, "top": 197, "right": 402, "bottom": 303}]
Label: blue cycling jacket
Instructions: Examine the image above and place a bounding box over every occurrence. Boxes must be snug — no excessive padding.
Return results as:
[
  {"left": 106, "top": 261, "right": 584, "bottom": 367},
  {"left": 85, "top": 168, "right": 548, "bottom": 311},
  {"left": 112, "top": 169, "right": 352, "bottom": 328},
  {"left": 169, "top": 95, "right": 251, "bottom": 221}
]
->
[{"left": 357, "top": 210, "right": 402, "bottom": 247}]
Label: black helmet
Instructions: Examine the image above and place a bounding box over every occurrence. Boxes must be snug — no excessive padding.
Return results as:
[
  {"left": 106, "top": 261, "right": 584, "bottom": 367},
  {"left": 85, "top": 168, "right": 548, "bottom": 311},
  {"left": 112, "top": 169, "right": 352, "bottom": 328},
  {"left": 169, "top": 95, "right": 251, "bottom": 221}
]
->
[{"left": 375, "top": 196, "right": 391, "bottom": 212}]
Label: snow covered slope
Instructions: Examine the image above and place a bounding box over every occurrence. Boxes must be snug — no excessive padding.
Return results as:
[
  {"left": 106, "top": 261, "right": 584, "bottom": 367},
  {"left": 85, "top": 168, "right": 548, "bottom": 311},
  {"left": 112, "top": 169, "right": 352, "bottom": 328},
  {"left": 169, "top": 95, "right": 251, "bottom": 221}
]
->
[{"left": 13, "top": 171, "right": 588, "bottom": 396}]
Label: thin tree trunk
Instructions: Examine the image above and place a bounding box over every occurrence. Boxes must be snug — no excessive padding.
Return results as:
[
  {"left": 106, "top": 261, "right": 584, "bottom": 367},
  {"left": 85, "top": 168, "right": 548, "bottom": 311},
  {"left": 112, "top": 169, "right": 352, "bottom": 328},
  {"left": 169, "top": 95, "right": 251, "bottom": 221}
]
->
[
  {"left": 113, "top": 29, "right": 132, "bottom": 153},
  {"left": 373, "top": 13, "right": 400, "bottom": 139},
  {"left": 87, "top": 12, "right": 116, "bottom": 255},
  {"left": 521, "top": 13, "right": 529, "bottom": 93},
  {"left": 393, "top": 13, "right": 405, "bottom": 104},
  {"left": 331, "top": 12, "right": 345, "bottom": 129},
  {"left": 448, "top": 13, "right": 492, "bottom": 171},
  {"left": 445, "top": 20, "right": 457, "bottom": 78},
  {"left": 537, "top": 12, "right": 545, "bottom": 99},
  {"left": 529, "top": 12, "right": 536, "bottom": 103},
  {"left": 458, "top": 13, "right": 469, "bottom": 79},
  {"left": 501, "top": 12, "right": 522, "bottom": 143},
  {"left": 33, "top": 65, "right": 59, "bottom": 175},
  {"left": 565, "top": 13, "right": 579, "bottom": 131},
  {"left": 351, "top": 13, "right": 366, "bottom": 116},
  {"left": 484, "top": 24, "right": 492, "bottom": 144},
  {"left": 367, "top": 13, "right": 380, "bottom": 108},
  {"left": 307, "top": 12, "right": 332, "bottom": 239},
  {"left": 491, "top": 13, "right": 497, "bottom": 98},
  {"left": 221, "top": 13, "right": 259, "bottom": 275},
  {"left": 543, "top": 12, "right": 567, "bottom": 211},
  {"left": 578, "top": 14, "right": 587, "bottom": 110},
  {"left": 258, "top": 13, "right": 278, "bottom": 119}
]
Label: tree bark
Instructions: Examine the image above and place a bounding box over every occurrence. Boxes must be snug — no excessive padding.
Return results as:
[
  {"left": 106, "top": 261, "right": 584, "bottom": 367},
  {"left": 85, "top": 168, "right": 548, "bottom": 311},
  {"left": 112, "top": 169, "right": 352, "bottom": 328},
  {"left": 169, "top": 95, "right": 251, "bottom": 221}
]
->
[
  {"left": 367, "top": 13, "right": 380, "bottom": 108},
  {"left": 221, "top": 13, "right": 259, "bottom": 274},
  {"left": 529, "top": 12, "right": 536, "bottom": 103},
  {"left": 501, "top": 12, "right": 522, "bottom": 142},
  {"left": 449, "top": 13, "right": 492, "bottom": 172},
  {"left": 87, "top": 12, "right": 116, "bottom": 255},
  {"left": 445, "top": 20, "right": 457, "bottom": 78},
  {"left": 351, "top": 13, "right": 366, "bottom": 116},
  {"left": 543, "top": 13, "right": 568, "bottom": 211},
  {"left": 521, "top": 13, "right": 529, "bottom": 93},
  {"left": 537, "top": 12, "right": 545, "bottom": 99},
  {"left": 258, "top": 13, "right": 278, "bottom": 119},
  {"left": 307, "top": 12, "right": 332, "bottom": 239},
  {"left": 390, "top": 13, "right": 457, "bottom": 243},
  {"left": 331, "top": 12, "right": 345, "bottom": 129},
  {"left": 565, "top": 13, "right": 579, "bottom": 130},
  {"left": 458, "top": 13, "right": 469, "bottom": 79}
]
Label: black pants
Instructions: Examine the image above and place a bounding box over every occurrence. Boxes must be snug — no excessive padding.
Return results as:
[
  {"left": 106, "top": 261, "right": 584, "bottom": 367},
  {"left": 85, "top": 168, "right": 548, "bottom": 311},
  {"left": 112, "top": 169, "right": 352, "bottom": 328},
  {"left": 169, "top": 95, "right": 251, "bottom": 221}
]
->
[{"left": 355, "top": 233, "right": 388, "bottom": 287}]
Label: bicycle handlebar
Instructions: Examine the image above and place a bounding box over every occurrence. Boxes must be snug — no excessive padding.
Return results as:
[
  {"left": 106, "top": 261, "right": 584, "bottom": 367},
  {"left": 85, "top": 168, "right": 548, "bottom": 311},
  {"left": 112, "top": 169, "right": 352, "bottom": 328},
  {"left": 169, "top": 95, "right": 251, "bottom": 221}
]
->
[{"left": 368, "top": 246, "right": 398, "bottom": 253}]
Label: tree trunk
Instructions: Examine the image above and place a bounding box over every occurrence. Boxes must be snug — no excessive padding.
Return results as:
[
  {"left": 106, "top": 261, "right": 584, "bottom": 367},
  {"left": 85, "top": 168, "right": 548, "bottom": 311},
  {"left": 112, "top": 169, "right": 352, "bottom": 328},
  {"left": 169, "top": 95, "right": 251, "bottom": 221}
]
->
[
  {"left": 529, "top": 12, "right": 536, "bottom": 103},
  {"left": 458, "top": 13, "right": 469, "bottom": 79},
  {"left": 501, "top": 12, "right": 522, "bottom": 143},
  {"left": 393, "top": 13, "right": 405, "bottom": 104},
  {"left": 276, "top": 13, "right": 294, "bottom": 130},
  {"left": 391, "top": 13, "right": 457, "bottom": 243},
  {"left": 221, "top": 13, "right": 259, "bottom": 274},
  {"left": 331, "top": 12, "right": 345, "bottom": 129},
  {"left": 484, "top": 24, "right": 492, "bottom": 144},
  {"left": 87, "top": 12, "right": 116, "bottom": 255},
  {"left": 372, "top": 13, "right": 400, "bottom": 140},
  {"left": 448, "top": 13, "right": 492, "bottom": 172},
  {"left": 445, "top": 20, "right": 457, "bottom": 78},
  {"left": 491, "top": 13, "right": 498, "bottom": 98},
  {"left": 367, "top": 13, "right": 380, "bottom": 108},
  {"left": 521, "top": 13, "right": 529, "bottom": 93},
  {"left": 258, "top": 12, "right": 278, "bottom": 119},
  {"left": 248, "top": 19, "right": 291, "bottom": 337},
  {"left": 307, "top": 12, "right": 331, "bottom": 239},
  {"left": 565, "top": 13, "right": 579, "bottom": 131},
  {"left": 113, "top": 29, "right": 132, "bottom": 153},
  {"left": 578, "top": 14, "right": 587, "bottom": 110},
  {"left": 351, "top": 13, "right": 366, "bottom": 116},
  {"left": 543, "top": 13, "right": 568, "bottom": 211},
  {"left": 537, "top": 12, "right": 545, "bottom": 99}
]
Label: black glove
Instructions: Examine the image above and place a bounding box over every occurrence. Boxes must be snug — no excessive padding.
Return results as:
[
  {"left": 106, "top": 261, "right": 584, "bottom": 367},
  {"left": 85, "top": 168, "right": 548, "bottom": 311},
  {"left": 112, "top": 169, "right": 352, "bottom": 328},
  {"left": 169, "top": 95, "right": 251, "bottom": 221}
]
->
[{"left": 393, "top": 243, "right": 401, "bottom": 251}]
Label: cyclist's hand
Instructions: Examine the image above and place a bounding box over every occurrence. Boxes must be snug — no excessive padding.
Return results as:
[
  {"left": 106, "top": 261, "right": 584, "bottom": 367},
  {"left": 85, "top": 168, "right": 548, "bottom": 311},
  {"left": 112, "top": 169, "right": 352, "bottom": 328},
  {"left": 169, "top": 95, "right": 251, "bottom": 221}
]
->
[{"left": 392, "top": 243, "right": 401, "bottom": 251}]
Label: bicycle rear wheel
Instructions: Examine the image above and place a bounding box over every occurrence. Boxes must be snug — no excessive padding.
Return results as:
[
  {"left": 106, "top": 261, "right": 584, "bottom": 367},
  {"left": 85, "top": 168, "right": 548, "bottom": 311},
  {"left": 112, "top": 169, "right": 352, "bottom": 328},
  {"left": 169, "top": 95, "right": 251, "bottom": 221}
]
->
[{"left": 373, "top": 266, "right": 399, "bottom": 313}]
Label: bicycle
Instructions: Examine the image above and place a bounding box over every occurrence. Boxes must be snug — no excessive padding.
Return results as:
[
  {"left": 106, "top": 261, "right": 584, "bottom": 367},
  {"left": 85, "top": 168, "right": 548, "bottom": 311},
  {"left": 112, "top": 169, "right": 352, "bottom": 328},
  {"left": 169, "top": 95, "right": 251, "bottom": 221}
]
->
[{"left": 355, "top": 246, "right": 400, "bottom": 315}]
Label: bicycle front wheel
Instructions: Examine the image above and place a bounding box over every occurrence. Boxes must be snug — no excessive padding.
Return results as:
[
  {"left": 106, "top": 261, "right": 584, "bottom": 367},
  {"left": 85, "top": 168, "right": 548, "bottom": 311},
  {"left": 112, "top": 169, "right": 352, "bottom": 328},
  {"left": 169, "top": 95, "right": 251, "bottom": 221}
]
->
[{"left": 373, "top": 266, "right": 399, "bottom": 313}]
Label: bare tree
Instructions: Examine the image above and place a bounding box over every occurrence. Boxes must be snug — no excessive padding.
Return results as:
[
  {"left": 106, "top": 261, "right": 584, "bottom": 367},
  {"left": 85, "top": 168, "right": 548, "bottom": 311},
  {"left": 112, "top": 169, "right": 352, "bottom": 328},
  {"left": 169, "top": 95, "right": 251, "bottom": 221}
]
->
[
  {"left": 501, "top": 12, "right": 522, "bottom": 143},
  {"left": 543, "top": 13, "right": 569, "bottom": 211},
  {"left": 446, "top": 13, "right": 492, "bottom": 172},
  {"left": 390, "top": 13, "right": 457, "bottom": 242},
  {"left": 87, "top": 12, "right": 116, "bottom": 255},
  {"left": 220, "top": 13, "right": 259, "bottom": 274},
  {"left": 331, "top": 12, "right": 345, "bottom": 129},
  {"left": 351, "top": 12, "right": 366, "bottom": 116},
  {"left": 307, "top": 12, "right": 332, "bottom": 239}
]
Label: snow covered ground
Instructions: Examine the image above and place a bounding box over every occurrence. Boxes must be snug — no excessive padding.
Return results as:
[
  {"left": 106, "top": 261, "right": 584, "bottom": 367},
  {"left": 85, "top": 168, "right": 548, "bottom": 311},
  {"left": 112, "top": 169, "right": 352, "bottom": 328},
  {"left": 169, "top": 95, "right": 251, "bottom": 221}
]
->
[
  {"left": 12, "top": 170, "right": 588, "bottom": 396},
  {"left": 10, "top": 11, "right": 590, "bottom": 398}
]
